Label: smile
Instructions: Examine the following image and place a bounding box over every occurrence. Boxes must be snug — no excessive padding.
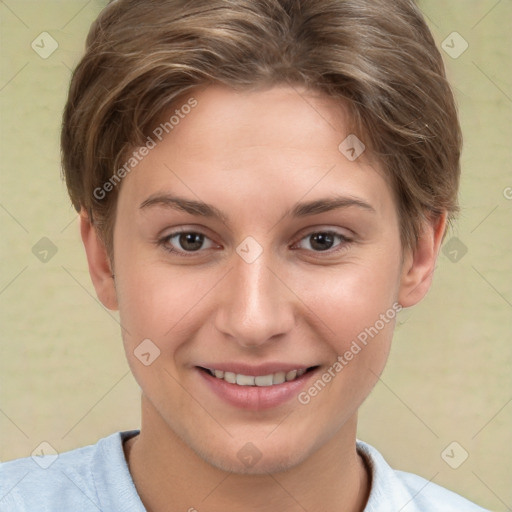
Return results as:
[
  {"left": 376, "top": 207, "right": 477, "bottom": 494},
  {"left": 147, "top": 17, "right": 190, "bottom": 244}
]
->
[
  {"left": 197, "top": 365, "right": 319, "bottom": 410},
  {"left": 205, "top": 368, "right": 308, "bottom": 386}
]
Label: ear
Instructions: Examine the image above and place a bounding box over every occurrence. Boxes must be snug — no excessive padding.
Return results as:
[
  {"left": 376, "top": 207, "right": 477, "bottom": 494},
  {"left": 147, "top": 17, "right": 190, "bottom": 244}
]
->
[
  {"left": 398, "top": 211, "right": 447, "bottom": 308},
  {"left": 79, "top": 209, "right": 118, "bottom": 311}
]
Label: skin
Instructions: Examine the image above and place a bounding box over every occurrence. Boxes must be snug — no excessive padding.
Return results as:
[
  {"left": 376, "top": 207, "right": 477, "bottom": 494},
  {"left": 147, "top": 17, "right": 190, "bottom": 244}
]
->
[{"left": 81, "top": 85, "right": 446, "bottom": 512}]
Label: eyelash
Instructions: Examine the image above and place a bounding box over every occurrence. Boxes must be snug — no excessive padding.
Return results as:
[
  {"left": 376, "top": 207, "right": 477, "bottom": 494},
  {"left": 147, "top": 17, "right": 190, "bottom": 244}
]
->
[{"left": 157, "top": 229, "right": 353, "bottom": 258}]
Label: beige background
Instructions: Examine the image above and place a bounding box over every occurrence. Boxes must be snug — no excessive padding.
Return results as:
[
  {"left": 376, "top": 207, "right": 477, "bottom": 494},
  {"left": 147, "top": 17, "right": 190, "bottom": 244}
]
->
[{"left": 0, "top": 1, "right": 510, "bottom": 510}]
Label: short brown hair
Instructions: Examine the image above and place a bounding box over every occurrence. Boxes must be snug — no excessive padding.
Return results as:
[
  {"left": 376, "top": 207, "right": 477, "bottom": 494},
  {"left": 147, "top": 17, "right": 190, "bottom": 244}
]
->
[{"left": 61, "top": 0, "right": 462, "bottom": 257}]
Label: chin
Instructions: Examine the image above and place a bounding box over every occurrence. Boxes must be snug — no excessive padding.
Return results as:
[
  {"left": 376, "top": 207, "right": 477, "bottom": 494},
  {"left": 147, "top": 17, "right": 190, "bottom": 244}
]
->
[
  {"left": 205, "top": 450, "right": 305, "bottom": 475},
  {"left": 193, "top": 436, "right": 313, "bottom": 475}
]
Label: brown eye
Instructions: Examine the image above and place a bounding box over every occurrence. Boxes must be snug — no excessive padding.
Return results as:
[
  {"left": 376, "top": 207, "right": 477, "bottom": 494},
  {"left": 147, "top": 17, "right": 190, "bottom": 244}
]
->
[
  {"left": 296, "top": 231, "right": 349, "bottom": 253},
  {"left": 160, "top": 231, "right": 216, "bottom": 255},
  {"left": 176, "top": 233, "right": 204, "bottom": 252},
  {"left": 309, "top": 233, "right": 335, "bottom": 251}
]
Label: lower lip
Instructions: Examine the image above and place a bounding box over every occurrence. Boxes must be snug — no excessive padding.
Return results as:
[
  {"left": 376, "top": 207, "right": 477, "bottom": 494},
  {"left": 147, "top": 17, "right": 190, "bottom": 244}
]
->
[{"left": 197, "top": 368, "right": 318, "bottom": 410}]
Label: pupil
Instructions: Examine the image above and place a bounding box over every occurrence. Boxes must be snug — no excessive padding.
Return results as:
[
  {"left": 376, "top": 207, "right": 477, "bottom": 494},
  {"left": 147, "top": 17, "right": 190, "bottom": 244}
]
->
[
  {"left": 180, "top": 233, "right": 203, "bottom": 251},
  {"left": 311, "top": 233, "right": 334, "bottom": 251},
  {"left": 177, "top": 233, "right": 335, "bottom": 252}
]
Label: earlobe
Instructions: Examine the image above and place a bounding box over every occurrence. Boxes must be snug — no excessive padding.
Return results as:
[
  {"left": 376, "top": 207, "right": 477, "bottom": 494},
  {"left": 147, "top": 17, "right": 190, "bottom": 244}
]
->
[
  {"left": 398, "top": 212, "right": 447, "bottom": 308},
  {"left": 79, "top": 209, "right": 119, "bottom": 311}
]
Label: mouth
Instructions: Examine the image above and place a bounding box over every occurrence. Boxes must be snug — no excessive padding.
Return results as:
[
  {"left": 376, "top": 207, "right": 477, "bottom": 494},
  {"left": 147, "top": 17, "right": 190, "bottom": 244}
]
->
[
  {"left": 198, "top": 366, "right": 317, "bottom": 386},
  {"left": 196, "top": 365, "right": 320, "bottom": 410}
]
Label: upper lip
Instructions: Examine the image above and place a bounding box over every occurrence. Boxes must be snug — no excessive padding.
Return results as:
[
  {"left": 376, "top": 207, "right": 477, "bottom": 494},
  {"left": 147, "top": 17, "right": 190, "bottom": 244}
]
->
[{"left": 196, "top": 363, "right": 317, "bottom": 376}]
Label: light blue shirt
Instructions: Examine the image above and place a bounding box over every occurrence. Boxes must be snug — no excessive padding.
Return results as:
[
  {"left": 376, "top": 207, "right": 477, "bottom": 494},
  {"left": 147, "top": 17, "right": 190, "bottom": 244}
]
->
[{"left": 0, "top": 430, "right": 490, "bottom": 511}]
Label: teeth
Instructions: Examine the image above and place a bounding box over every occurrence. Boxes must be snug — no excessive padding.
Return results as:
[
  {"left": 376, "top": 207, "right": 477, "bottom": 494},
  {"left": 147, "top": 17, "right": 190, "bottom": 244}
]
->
[
  {"left": 255, "top": 375, "right": 273, "bottom": 387},
  {"left": 286, "top": 370, "right": 297, "bottom": 381},
  {"left": 236, "top": 374, "right": 255, "bottom": 386},
  {"left": 224, "top": 371, "right": 236, "bottom": 384},
  {"left": 208, "top": 368, "right": 309, "bottom": 386},
  {"left": 273, "top": 371, "right": 286, "bottom": 384}
]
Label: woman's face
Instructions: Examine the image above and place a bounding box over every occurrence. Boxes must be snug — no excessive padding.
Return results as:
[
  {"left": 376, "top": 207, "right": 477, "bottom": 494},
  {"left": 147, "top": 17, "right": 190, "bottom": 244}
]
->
[{"left": 108, "top": 85, "right": 412, "bottom": 474}]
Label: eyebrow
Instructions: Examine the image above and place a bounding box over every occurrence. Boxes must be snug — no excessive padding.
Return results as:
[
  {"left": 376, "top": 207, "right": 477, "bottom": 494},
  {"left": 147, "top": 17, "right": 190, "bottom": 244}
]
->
[{"left": 139, "top": 193, "right": 376, "bottom": 223}]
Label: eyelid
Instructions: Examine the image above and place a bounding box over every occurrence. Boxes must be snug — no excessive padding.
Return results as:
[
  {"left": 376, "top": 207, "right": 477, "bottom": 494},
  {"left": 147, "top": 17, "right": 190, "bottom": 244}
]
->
[
  {"left": 290, "top": 223, "right": 353, "bottom": 244},
  {"left": 158, "top": 226, "right": 354, "bottom": 257},
  {"left": 290, "top": 229, "right": 352, "bottom": 251},
  {"left": 158, "top": 228, "right": 220, "bottom": 256}
]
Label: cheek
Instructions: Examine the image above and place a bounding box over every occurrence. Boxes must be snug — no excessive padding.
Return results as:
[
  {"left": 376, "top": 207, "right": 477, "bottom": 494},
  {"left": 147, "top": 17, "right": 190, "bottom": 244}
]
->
[
  {"left": 114, "top": 255, "right": 216, "bottom": 356},
  {"left": 290, "top": 254, "right": 401, "bottom": 406},
  {"left": 295, "top": 257, "right": 401, "bottom": 345},
  {"left": 296, "top": 269, "right": 398, "bottom": 424},
  {"left": 113, "top": 264, "right": 205, "bottom": 406}
]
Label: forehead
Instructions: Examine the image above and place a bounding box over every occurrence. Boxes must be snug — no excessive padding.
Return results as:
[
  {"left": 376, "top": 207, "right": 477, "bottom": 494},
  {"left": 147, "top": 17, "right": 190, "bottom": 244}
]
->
[
  {"left": 157, "top": 85, "right": 356, "bottom": 165},
  {"left": 117, "top": 85, "right": 396, "bottom": 225}
]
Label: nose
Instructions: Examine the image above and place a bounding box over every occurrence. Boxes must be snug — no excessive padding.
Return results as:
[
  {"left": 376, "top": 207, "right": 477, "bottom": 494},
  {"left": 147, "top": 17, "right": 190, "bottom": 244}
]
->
[{"left": 213, "top": 250, "right": 297, "bottom": 349}]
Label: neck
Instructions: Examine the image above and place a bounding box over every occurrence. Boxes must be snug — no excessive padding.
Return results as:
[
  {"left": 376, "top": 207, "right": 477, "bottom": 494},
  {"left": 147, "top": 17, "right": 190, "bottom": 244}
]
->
[{"left": 125, "top": 397, "right": 370, "bottom": 512}]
